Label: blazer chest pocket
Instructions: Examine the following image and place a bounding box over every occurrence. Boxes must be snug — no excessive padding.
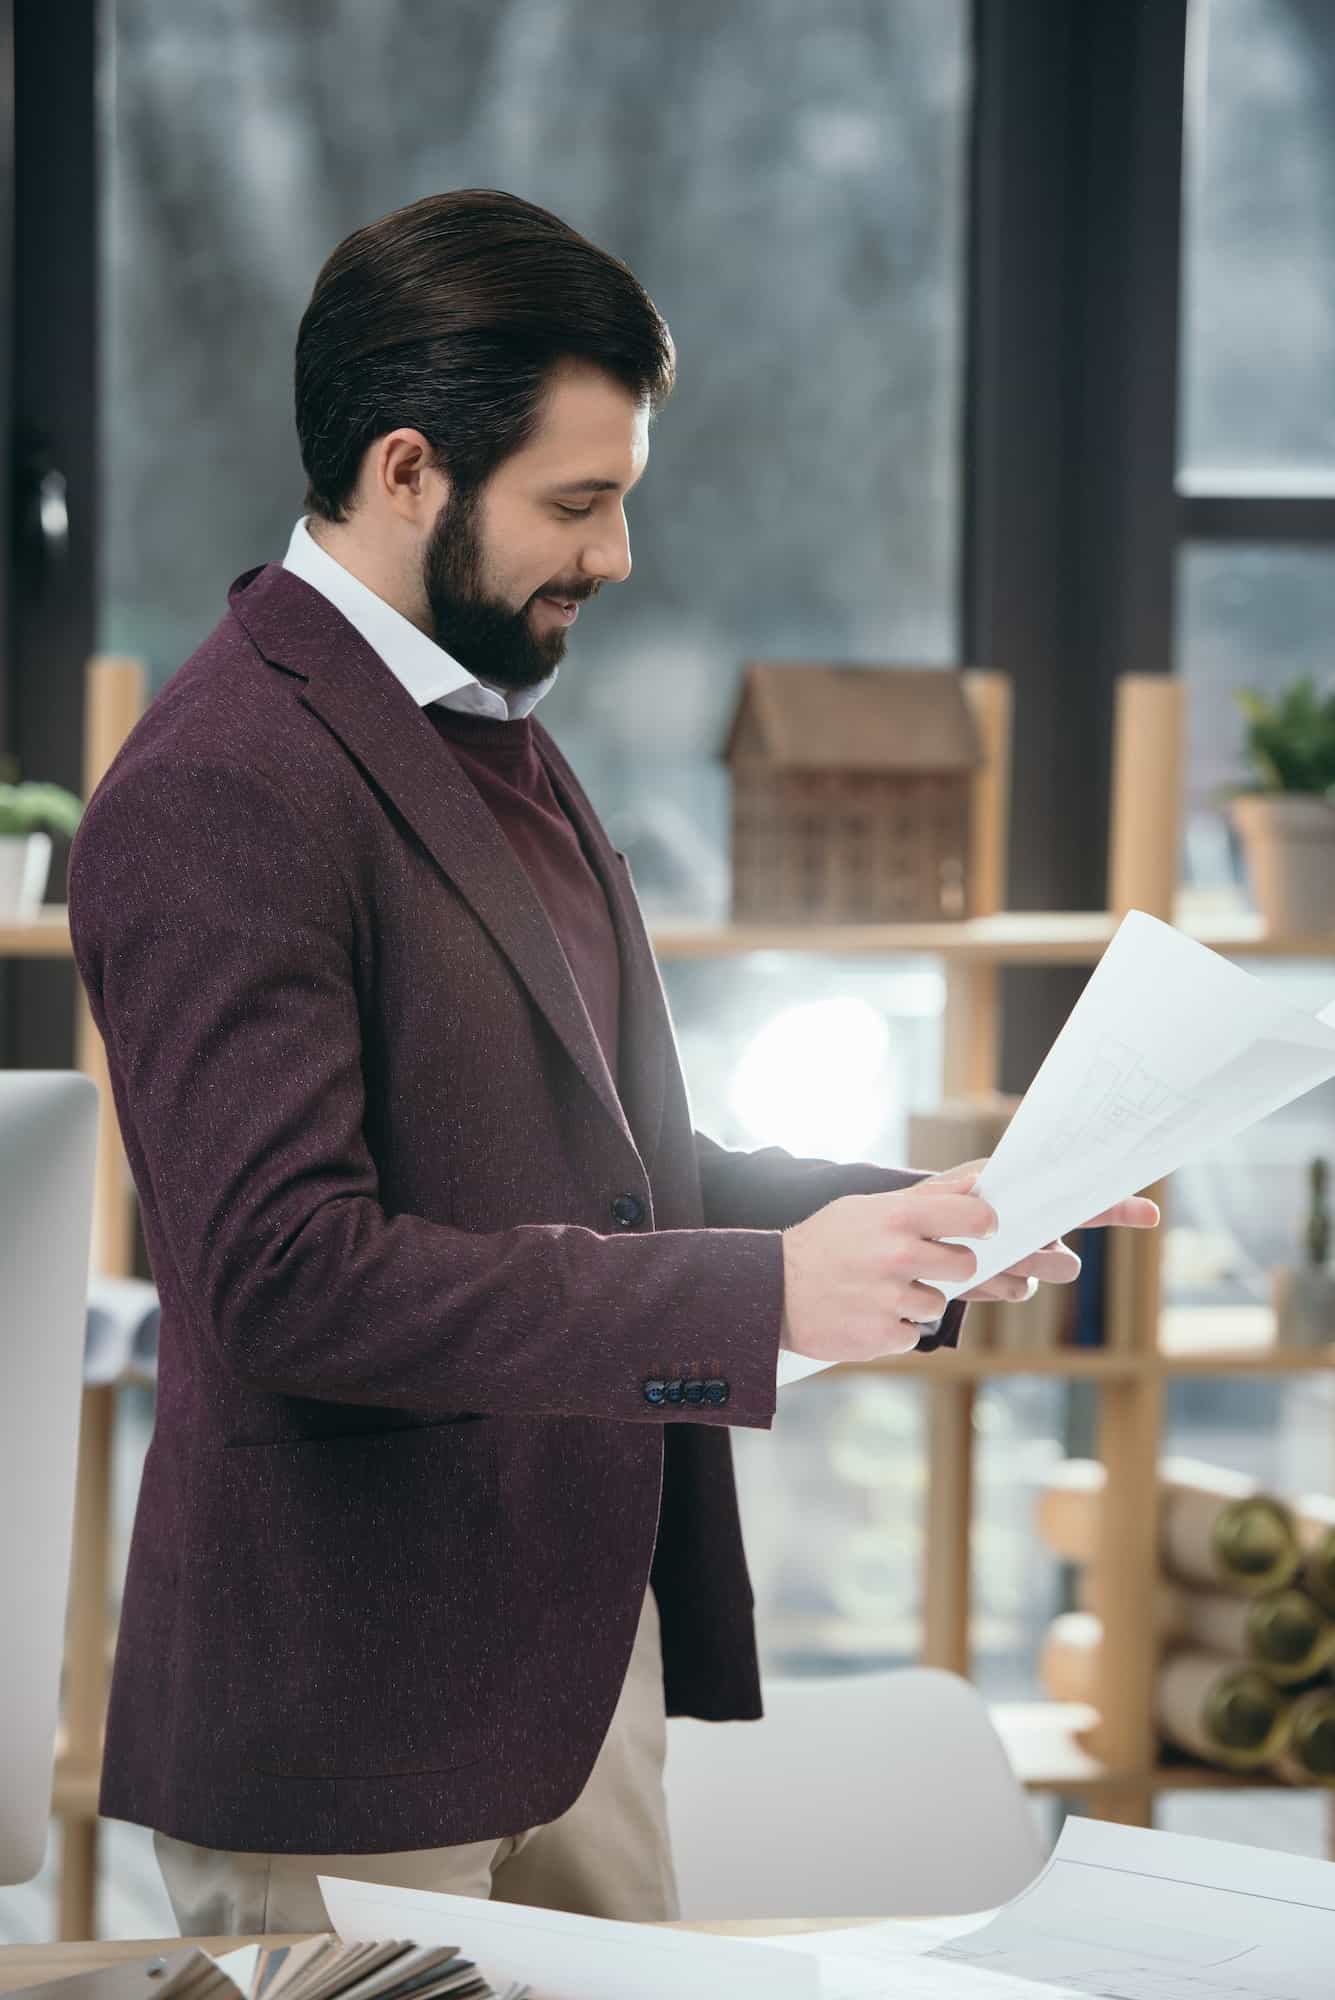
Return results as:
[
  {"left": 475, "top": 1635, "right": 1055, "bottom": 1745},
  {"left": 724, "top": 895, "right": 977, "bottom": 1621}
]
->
[{"left": 216, "top": 1421, "right": 508, "bottom": 1781}]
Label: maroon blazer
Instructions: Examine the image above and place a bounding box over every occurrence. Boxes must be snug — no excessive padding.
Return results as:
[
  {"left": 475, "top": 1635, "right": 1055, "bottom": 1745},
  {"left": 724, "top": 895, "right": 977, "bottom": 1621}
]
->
[{"left": 66, "top": 562, "right": 961, "bottom": 1855}]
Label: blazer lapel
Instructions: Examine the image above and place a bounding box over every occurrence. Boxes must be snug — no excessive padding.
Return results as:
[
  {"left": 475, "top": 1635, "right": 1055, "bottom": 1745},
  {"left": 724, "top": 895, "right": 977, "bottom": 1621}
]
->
[
  {"left": 533, "top": 723, "right": 668, "bottom": 1170},
  {"left": 228, "top": 564, "right": 643, "bottom": 1162}
]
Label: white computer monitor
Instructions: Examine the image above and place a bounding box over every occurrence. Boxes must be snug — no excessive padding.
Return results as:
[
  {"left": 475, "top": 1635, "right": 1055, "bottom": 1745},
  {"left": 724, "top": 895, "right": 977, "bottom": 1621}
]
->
[{"left": 0, "top": 1070, "right": 99, "bottom": 1885}]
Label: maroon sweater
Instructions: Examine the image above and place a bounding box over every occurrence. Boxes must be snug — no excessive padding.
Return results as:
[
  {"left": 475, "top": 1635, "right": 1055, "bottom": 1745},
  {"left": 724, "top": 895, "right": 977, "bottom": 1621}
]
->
[{"left": 426, "top": 704, "right": 622, "bottom": 1090}]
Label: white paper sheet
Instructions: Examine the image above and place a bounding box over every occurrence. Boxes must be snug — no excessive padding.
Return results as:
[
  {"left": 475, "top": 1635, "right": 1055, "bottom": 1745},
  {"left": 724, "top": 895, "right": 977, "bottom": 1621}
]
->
[
  {"left": 928, "top": 1814, "right": 1335, "bottom": 1998},
  {"left": 760, "top": 1911, "right": 1045, "bottom": 1997},
  {"left": 316, "top": 1874, "right": 819, "bottom": 2000},
  {"left": 779, "top": 910, "right": 1335, "bottom": 1387}
]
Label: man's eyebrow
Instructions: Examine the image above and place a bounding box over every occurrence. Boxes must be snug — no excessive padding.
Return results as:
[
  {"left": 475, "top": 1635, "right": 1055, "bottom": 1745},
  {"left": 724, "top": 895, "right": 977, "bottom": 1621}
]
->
[{"left": 544, "top": 475, "right": 641, "bottom": 496}]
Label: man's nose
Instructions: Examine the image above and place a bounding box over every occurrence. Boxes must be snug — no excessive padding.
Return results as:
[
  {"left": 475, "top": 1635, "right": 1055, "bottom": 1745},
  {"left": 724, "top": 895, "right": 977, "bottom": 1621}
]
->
[{"left": 581, "top": 518, "right": 632, "bottom": 586}]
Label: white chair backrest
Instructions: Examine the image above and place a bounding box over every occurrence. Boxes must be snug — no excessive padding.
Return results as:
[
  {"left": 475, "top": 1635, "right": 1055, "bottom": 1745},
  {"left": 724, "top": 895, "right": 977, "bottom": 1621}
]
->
[{"left": 665, "top": 1666, "right": 1047, "bottom": 1919}]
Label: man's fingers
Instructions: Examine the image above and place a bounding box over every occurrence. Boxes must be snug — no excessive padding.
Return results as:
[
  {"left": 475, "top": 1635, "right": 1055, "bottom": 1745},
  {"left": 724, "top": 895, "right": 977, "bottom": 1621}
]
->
[
  {"left": 965, "top": 1274, "right": 1039, "bottom": 1304},
  {"left": 897, "top": 1279, "right": 948, "bottom": 1324},
  {"left": 896, "top": 1187, "right": 999, "bottom": 1242},
  {"left": 909, "top": 1237, "right": 982, "bottom": 1283},
  {"left": 931, "top": 1158, "right": 988, "bottom": 1187},
  {"left": 1000, "top": 1243, "right": 1083, "bottom": 1285},
  {"left": 1081, "top": 1195, "right": 1161, "bottom": 1229}
]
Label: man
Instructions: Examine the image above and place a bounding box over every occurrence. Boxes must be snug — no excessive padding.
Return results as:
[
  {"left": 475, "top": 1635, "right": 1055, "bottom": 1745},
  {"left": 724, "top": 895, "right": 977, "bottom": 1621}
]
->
[{"left": 67, "top": 188, "right": 1157, "bottom": 1934}]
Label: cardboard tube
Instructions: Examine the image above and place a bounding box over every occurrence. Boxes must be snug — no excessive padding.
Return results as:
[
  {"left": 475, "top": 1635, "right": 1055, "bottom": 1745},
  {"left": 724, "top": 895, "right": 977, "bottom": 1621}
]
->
[
  {"left": 1156, "top": 1650, "right": 1291, "bottom": 1771},
  {"left": 1035, "top": 1460, "right": 1105, "bottom": 1562},
  {"left": 1039, "top": 1612, "right": 1102, "bottom": 1705},
  {"left": 1270, "top": 1686, "right": 1335, "bottom": 1787},
  {"left": 1037, "top": 1458, "right": 1300, "bottom": 1594},
  {"left": 1160, "top": 1458, "right": 1300, "bottom": 1596},
  {"left": 1295, "top": 1494, "right": 1335, "bottom": 1616},
  {"left": 1176, "top": 1586, "right": 1335, "bottom": 1684}
]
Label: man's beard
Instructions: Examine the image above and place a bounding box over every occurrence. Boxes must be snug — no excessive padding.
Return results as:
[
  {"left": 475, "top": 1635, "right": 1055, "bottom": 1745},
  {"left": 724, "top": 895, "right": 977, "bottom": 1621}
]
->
[{"left": 422, "top": 484, "right": 569, "bottom": 692}]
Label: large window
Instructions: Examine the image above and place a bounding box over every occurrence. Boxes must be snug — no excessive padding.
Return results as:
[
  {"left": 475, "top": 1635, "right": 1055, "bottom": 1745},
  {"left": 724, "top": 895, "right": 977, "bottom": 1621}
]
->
[
  {"left": 103, "top": 0, "right": 969, "bottom": 919},
  {"left": 1178, "top": 0, "right": 1335, "bottom": 888}
]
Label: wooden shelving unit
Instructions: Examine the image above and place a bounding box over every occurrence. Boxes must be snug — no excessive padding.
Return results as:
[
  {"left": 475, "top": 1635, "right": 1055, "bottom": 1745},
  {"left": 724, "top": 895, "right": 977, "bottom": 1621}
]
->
[
  {"left": 10, "top": 663, "right": 1334, "bottom": 1933},
  {"left": 649, "top": 670, "right": 1335, "bottom": 1831}
]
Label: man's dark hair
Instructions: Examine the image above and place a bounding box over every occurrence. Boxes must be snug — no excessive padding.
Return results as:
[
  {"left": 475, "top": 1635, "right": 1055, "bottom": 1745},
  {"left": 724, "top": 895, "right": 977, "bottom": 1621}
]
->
[{"left": 294, "top": 188, "right": 676, "bottom": 522}]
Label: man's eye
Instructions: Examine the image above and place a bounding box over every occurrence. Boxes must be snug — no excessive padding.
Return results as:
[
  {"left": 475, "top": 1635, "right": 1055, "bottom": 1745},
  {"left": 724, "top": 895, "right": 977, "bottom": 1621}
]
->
[{"left": 557, "top": 503, "right": 593, "bottom": 517}]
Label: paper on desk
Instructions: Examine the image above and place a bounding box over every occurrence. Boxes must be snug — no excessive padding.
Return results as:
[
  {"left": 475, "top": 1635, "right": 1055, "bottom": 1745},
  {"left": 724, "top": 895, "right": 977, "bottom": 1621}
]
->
[
  {"left": 779, "top": 909, "right": 1335, "bottom": 1387},
  {"left": 927, "top": 1813, "right": 1335, "bottom": 1998},
  {"left": 761, "top": 1911, "right": 1054, "bottom": 1998},
  {"left": 316, "top": 1874, "right": 819, "bottom": 2000}
]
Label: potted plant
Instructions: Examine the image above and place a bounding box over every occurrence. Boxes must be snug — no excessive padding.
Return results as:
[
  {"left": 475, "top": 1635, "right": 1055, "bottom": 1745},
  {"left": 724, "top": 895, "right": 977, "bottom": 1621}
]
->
[
  {"left": 0, "top": 752, "right": 84, "bottom": 919},
  {"left": 1229, "top": 676, "right": 1335, "bottom": 935}
]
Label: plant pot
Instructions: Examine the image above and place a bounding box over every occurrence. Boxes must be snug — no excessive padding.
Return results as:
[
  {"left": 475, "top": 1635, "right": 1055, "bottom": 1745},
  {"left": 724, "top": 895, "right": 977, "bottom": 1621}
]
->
[
  {"left": 1231, "top": 793, "right": 1335, "bottom": 935},
  {"left": 0, "top": 831, "right": 52, "bottom": 918}
]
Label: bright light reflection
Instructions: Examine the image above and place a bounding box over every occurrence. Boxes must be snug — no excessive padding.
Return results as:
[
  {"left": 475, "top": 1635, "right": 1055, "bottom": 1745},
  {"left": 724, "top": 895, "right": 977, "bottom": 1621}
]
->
[{"left": 728, "top": 996, "right": 894, "bottom": 1160}]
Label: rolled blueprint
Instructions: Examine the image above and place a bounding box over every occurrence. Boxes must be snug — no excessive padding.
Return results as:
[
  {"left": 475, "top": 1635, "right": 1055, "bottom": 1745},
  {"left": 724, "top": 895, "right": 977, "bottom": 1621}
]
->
[
  {"left": 1156, "top": 1651, "right": 1290, "bottom": 1771},
  {"left": 1039, "top": 1612, "right": 1103, "bottom": 1705},
  {"left": 1036, "top": 1457, "right": 1299, "bottom": 1596},
  {"left": 1049, "top": 1590, "right": 1334, "bottom": 1696},
  {"left": 1271, "top": 1685, "right": 1335, "bottom": 1787},
  {"left": 1159, "top": 1459, "right": 1300, "bottom": 1596},
  {"left": 1295, "top": 1493, "right": 1335, "bottom": 1616}
]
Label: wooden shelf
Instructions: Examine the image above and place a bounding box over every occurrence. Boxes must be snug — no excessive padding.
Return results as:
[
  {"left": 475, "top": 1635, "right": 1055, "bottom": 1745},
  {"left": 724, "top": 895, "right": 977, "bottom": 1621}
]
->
[
  {"left": 839, "top": 1345, "right": 1334, "bottom": 1379},
  {"left": 648, "top": 906, "right": 1335, "bottom": 966},
  {"left": 12, "top": 900, "right": 1335, "bottom": 970},
  {"left": 1147, "top": 1759, "right": 1321, "bottom": 1793},
  {"left": 1158, "top": 1305, "right": 1335, "bottom": 1372},
  {"left": 994, "top": 1706, "right": 1335, "bottom": 1796},
  {"left": 1158, "top": 1346, "right": 1335, "bottom": 1374},
  {"left": 648, "top": 910, "right": 1121, "bottom": 964},
  {"left": 0, "top": 907, "right": 74, "bottom": 956},
  {"left": 992, "top": 1701, "right": 1123, "bottom": 1793},
  {"left": 842, "top": 1348, "right": 1142, "bottom": 1381}
]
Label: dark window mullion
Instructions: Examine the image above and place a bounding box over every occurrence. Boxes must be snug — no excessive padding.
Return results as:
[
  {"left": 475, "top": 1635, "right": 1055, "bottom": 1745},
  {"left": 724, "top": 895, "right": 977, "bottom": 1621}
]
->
[{"left": 1178, "top": 493, "right": 1335, "bottom": 545}]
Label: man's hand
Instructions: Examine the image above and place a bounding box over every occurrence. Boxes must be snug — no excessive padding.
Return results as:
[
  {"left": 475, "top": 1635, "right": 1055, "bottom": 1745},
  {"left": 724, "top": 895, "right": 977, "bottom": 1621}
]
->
[
  {"left": 780, "top": 1172, "right": 1000, "bottom": 1365},
  {"left": 932, "top": 1158, "right": 1161, "bottom": 1305}
]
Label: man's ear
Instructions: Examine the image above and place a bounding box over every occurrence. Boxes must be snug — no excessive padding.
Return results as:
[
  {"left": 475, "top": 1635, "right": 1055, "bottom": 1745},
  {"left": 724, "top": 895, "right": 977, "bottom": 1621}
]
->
[{"left": 376, "top": 429, "right": 446, "bottom": 521}]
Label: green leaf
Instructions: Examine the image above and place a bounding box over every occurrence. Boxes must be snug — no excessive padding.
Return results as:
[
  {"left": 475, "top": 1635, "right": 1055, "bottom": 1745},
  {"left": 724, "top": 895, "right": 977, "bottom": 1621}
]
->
[
  {"left": 1235, "top": 675, "right": 1335, "bottom": 793},
  {"left": 0, "top": 783, "right": 85, "bottom": 837}
]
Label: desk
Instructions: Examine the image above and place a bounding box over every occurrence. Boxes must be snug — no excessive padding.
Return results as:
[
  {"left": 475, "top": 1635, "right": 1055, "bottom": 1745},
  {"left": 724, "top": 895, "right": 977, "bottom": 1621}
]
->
[{"left": 0, "top": 1925, "right": 885, "bottom": 1993}]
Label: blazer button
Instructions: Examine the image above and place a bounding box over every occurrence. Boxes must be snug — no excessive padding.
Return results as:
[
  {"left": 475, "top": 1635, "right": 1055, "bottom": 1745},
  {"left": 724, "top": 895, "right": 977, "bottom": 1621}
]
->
[
  {"left": 683, "top": 1381, "right": 705, "bottom": 1405},
  {"left": 611, "top": 1193, "right": 644, "bottom": 1227},
  {"left": 664, "top": 1379, "right": 685, "bottom": 1405},
  {"left": 703, "top": 1379, "right": 729, "bottom": 1406},
  {"left": 643, "top": 1379, "right": 667, "bottom": 1406}
]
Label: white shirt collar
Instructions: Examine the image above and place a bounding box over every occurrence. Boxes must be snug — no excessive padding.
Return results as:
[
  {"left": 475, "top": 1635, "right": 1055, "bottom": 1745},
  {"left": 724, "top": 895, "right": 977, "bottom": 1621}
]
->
[{"left": 280, "top": 515, "right": 558, "bottom": 722}]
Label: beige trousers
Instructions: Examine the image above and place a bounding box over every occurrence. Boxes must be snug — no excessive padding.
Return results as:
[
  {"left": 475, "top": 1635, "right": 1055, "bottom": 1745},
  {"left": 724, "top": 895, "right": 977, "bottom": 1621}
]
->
[{"left": 155, "top": 1587, "right": 680, "bottom": 1932}]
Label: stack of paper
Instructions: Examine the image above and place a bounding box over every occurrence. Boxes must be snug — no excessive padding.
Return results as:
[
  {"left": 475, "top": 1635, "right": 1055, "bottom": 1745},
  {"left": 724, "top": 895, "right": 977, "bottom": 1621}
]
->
[
  {"left": 764, "top": 1816, "right": 1335, "bottom": 1996},
  {"left": 781, "top": 911, "right": 1335, "bottom": 1386},
  {"left": 320, "top": 1817, "right": 1335, "bottom": 1995}
]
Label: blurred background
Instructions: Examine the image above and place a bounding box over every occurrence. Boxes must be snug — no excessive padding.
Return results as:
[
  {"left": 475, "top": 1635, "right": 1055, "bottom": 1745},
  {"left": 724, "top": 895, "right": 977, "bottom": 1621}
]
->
[{"left": 5, "top": 0, "right": 1335, "bottom": 1940}]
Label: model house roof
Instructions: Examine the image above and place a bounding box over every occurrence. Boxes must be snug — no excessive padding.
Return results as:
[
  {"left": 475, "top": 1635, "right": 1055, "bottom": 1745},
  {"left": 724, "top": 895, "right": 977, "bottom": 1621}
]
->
[{"left": 723, "top": 662, "right": 982, "bottom": 773}]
